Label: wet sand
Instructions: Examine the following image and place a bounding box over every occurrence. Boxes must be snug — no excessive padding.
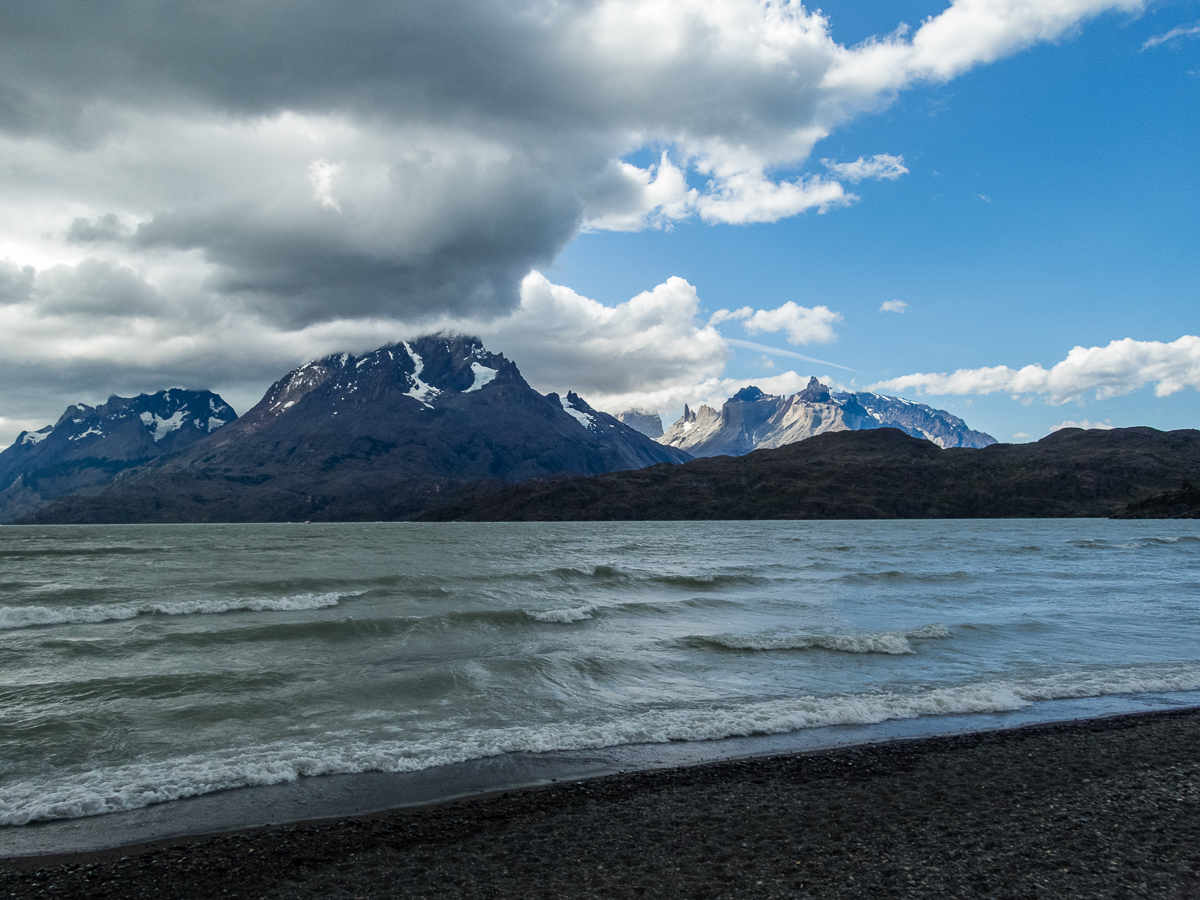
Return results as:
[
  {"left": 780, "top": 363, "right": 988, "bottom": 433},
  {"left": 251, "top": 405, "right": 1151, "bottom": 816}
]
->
[{"left": 3, "top": 707, "right": 1199, "bottom": 899}]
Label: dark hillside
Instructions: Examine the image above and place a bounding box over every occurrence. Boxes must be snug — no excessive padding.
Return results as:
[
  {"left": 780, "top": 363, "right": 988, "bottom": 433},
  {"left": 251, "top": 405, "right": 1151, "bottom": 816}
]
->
[{"left": 420, "top": 427, "right": 1200, "bottom": 521}]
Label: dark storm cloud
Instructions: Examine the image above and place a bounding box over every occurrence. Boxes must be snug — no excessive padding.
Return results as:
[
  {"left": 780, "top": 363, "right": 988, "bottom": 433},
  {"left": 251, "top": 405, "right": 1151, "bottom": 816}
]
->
[
  {"left": 0, "top": 0, "right": 877, "bottom": 329},
  {"left": 0, "top": 1, "right": 826, "bottom": 141},
  {"left": 130, "top": 151, "right": 585, "bottom": 326},
  {"left": 66, "top": 214, "right": 129, "bottom": 244},
  {"left": 35, "top": 259, "right": 164, "bottom": 318},
  {"left": 0, "top": 262, "right": 35, "bottom": 305}
]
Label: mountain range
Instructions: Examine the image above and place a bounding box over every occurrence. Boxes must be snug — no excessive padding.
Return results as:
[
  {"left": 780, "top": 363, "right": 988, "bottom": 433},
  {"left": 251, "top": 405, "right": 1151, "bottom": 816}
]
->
[
  {"left": 0, "top": 390, "right": 235, "bottom": 523},
  {"left": 14, "top": 335, "right": 687, "bottom": 523},
  {"left": 8, "top": 332, "right": 1184, "bottom": 524},
  {"left": 656, "top": 377, "right": 994, "bottom": 457}
]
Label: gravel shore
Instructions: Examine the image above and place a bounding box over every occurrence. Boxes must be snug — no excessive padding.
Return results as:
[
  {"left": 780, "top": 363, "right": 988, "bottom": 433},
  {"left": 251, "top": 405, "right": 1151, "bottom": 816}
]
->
[{"left": 3, "top": 707, "right": 1199, "bottom": 899}]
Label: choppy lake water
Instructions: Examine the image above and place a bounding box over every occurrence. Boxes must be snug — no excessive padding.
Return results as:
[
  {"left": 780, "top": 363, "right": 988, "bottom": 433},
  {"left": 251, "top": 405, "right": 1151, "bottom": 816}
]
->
[{"left": 2, "top": 519, "right": 1199, "bottom": 828}]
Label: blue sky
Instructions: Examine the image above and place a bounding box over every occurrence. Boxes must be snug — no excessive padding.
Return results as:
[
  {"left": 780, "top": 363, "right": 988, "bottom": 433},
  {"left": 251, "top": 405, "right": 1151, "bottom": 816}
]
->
[
  {"left": 0, "top": 0, "right": 1197, "bottom": 446},
  {"left": 551, "top": 0, "right": 1200, "bottom": 440}
]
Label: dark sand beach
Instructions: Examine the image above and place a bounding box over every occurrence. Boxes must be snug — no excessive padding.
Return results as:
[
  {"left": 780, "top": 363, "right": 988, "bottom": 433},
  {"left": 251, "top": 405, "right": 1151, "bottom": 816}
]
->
[{"left": 3, "top": 707, "right": 1198, "bottom": 899}]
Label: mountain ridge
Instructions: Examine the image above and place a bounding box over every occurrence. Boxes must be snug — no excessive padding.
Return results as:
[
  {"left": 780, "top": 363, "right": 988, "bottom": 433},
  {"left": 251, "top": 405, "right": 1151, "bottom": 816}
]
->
[
  {"left": 0, "top": 389, "right": 236, "bottom": 523},
  {"left": 24, "top": 334, "right": 690, "bottom": 523},
  {"left": 659, "top": 377, "right": 994, "bottom": 457},
  {"left": 419, "top": 426, "right": 1200, "bottom": 521}
]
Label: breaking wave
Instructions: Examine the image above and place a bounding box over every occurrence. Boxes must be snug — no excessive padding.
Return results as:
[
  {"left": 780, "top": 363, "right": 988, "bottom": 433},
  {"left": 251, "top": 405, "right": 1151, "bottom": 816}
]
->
[
  {"left": 6, "top": 663, "right": 1199, "bottom": 826},
  {"left": 0, "top": 592, "right": 361, "bottom": 631},
  {"left": 527, "top": 605, "right": 599, "bottom": 623},
  {"left": 687, "top": 623, "right": 950, "bottom": 654}
]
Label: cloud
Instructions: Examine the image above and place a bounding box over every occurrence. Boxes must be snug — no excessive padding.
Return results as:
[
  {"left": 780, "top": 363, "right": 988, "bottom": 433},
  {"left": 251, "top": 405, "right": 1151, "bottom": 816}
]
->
[
  {"left": 66, "top": 214, "right": 131, "bottom": 244},
  {"left": 823, "top": 154, "right": 909, "bottom": 183},
  {"left": 880, "top": 299, "right": 908, "bottom": 313},
  {"left": 741, "top": 301, "right": 841, "bottom": 345},
  {"left": 1143, "top": 22, "right": 1200, "bottom": 49},
  {"left": 582, "top": 155, "right": 694, "bottom": 231},
  {"left": 0, "top": 0, "right": 1142, "bottom": 327},
  {"left": 584, "top": 370, "right": 832, "bottom": 421},
  {"left": 0, "top": 262, "right": 35, "bottom": 305},
  {"left": 467, "top": 272, "right": 730, "bottom": 398},
  {"left": 722, "top": 337, "right": 857, "bottom": 372},
  {"left": 693, "top": 173, "right": 854, "bottom": 224},
  {"left": 0, "top": 265, "right": 832, "bottom": 447},
  {"left": 307, "top": 160, "right": 344, "bottom": 213},
  {"left": 710, "top": 301, "right": 843, "bottom": 347},
  {"left": 0, "top": 0, "right": 1148, "bottom": 440},
  {"left": 870, "top": 336, "right": 1200, "bottom": 404}
]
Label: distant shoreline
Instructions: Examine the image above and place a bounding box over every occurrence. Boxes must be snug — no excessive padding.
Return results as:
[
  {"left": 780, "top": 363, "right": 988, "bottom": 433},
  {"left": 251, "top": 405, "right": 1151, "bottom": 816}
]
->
[
  {"left": 20, "top": 426, "right": 1200, "bottom": 523},
  {"left": 3, "top": 703, "right": 1199, "bottom": 898}
]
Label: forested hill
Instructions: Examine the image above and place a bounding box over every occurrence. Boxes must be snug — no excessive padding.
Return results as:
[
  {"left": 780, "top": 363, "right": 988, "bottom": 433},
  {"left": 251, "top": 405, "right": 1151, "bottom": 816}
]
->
[{"left": 420, "top": 426, "right": 1200, "bottom": 521}]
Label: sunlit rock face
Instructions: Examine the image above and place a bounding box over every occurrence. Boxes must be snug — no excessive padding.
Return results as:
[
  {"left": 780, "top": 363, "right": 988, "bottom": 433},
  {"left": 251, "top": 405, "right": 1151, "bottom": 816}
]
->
[
  {"left": 660, "top": 378, "right": 995, "bottom": 458},
  {"left": 616, "top": 409, "right": 665, "bottom": 440}
]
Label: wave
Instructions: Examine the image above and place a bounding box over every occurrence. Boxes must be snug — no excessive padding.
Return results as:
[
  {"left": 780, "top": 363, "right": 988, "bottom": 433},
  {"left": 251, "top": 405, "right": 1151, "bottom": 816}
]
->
[
  {"left": 652, "top": 572, "right": 771, "bottom": 589},
  {"left": 1069, "top": 536, "right": 1200, "bottom": 551},
  {"left": 0, "top": 591, "right": 361, "bottom": 631},
  {"left": 542, "top": 565, "right": 631, "bottom": 583},
  {"left": 838, "top": 570, "right": 973, "bottom": 585},
  {"left": 525, "top": 594, "right": 743, "bottom": 625},
  {"left": 527, "top": 605, "right": 598, "bottom": 623},
  {"left": 0, "top": 546, "right": 166, "bottom": 559},
  {"left": 5, "top": 663, "right": 1199, "bottom": 826},
  {"left": 685, "top": 623, "right": 950, "bottom": 654}
]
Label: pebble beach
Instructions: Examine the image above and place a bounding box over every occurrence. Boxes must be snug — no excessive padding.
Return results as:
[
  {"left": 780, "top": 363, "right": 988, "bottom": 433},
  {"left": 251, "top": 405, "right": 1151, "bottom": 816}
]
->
[{"left": 3, "top": 707, "right": 1198, "bottom": 899}]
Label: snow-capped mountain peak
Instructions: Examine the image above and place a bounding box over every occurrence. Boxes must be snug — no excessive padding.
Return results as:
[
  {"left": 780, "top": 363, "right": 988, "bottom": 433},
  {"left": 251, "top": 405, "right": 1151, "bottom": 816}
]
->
[{"left": 660, "top": 380, "right": 995, "bottom": 457}]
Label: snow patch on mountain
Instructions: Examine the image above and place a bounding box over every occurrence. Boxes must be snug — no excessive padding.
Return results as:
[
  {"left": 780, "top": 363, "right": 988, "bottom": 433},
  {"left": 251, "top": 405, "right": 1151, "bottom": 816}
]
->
[
  {"left": 464, "top": 362, "right": 498, "bottom": 393},
  {"left": 561, "top": 395, "right": 595, "bottom": 429},
  {"left": 19, "top": 428, "right": 51, "bottom": 446},
  {"left": 140, "top": 410, "right": 186, "bottom": 442},
  {"left": 403, "top": 342, "right": 440, "bottom": 407}
]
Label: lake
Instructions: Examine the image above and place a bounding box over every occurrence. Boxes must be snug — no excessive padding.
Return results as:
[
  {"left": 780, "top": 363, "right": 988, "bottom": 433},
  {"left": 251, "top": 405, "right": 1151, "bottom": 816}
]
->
[{"left": 2, "top": 519, "right": 1199, "bottom": 837}]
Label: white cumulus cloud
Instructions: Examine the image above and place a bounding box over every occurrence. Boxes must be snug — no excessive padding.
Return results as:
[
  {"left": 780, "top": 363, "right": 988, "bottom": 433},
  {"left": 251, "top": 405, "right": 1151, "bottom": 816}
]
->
[
  {"left": 709, "top": 302, "right": 842, "bottom": 345},
  {"left": 880, "top": 299, "right": 908, "bottom": 313},
  {"left": 870, "top": 336, "right": 1200, "bottom": 405},
  {"left": 725, "top": 301, "right": 842, "bottom": 345},
  {"left": 466, "top": 272, "right": 732, "bottom": 400}
]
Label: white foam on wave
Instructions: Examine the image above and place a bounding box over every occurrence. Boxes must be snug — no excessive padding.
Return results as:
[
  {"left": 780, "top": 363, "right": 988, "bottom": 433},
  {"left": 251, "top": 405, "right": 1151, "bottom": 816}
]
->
[
  {"left": 703, "top": 623, "right": 950, "bottom": 654},
  {"left": 0, "top": 591, "right": 360, "bottom": 631},
  {"left": 527, "top": 604, "right": 598, "bottom": 623},
  {"left": 6, "top": 662, "right": 1200, "bottom": 826}
]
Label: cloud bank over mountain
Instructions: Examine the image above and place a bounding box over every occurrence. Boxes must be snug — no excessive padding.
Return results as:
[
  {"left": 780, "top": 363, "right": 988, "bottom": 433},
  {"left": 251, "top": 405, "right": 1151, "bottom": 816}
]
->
[
  {"left": 872, "top": 336, "right": 1200, "bottom": 405},
  {"left": 0, "top": 0, "right": 1150, "bottom": 443}
]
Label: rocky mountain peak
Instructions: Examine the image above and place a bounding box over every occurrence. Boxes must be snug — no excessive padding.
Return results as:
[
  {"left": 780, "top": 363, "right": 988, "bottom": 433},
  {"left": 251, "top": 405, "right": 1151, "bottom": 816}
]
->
[
  {"left": 19, "top": 389, "right": 235, "bottom": 454},
  {"left": 0, "top": 388, "right": 237, "bottom": 523},
  {"left": 249, "top": 335, "right": 517, "bottom": 429},
  {"left": 616, "top": 409, "right": 665, "bottom": 439},
  {"left": 19, "top": 334, "right": 692, "bottom": 522},
  {"left": 660, "top": 381, "right": 995, "bottom": 458},
  {"left": 796, "top": 377, "right": 832, "bottom": 404},
  {"left": 730, "top": 385, "right": 770, "bottom": 403}
]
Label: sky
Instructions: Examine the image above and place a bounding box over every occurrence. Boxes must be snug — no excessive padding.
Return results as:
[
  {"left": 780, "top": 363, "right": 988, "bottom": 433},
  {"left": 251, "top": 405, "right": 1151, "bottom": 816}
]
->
[{"left": 1, "top": 0, "right": 1198, "bottom": 448}]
